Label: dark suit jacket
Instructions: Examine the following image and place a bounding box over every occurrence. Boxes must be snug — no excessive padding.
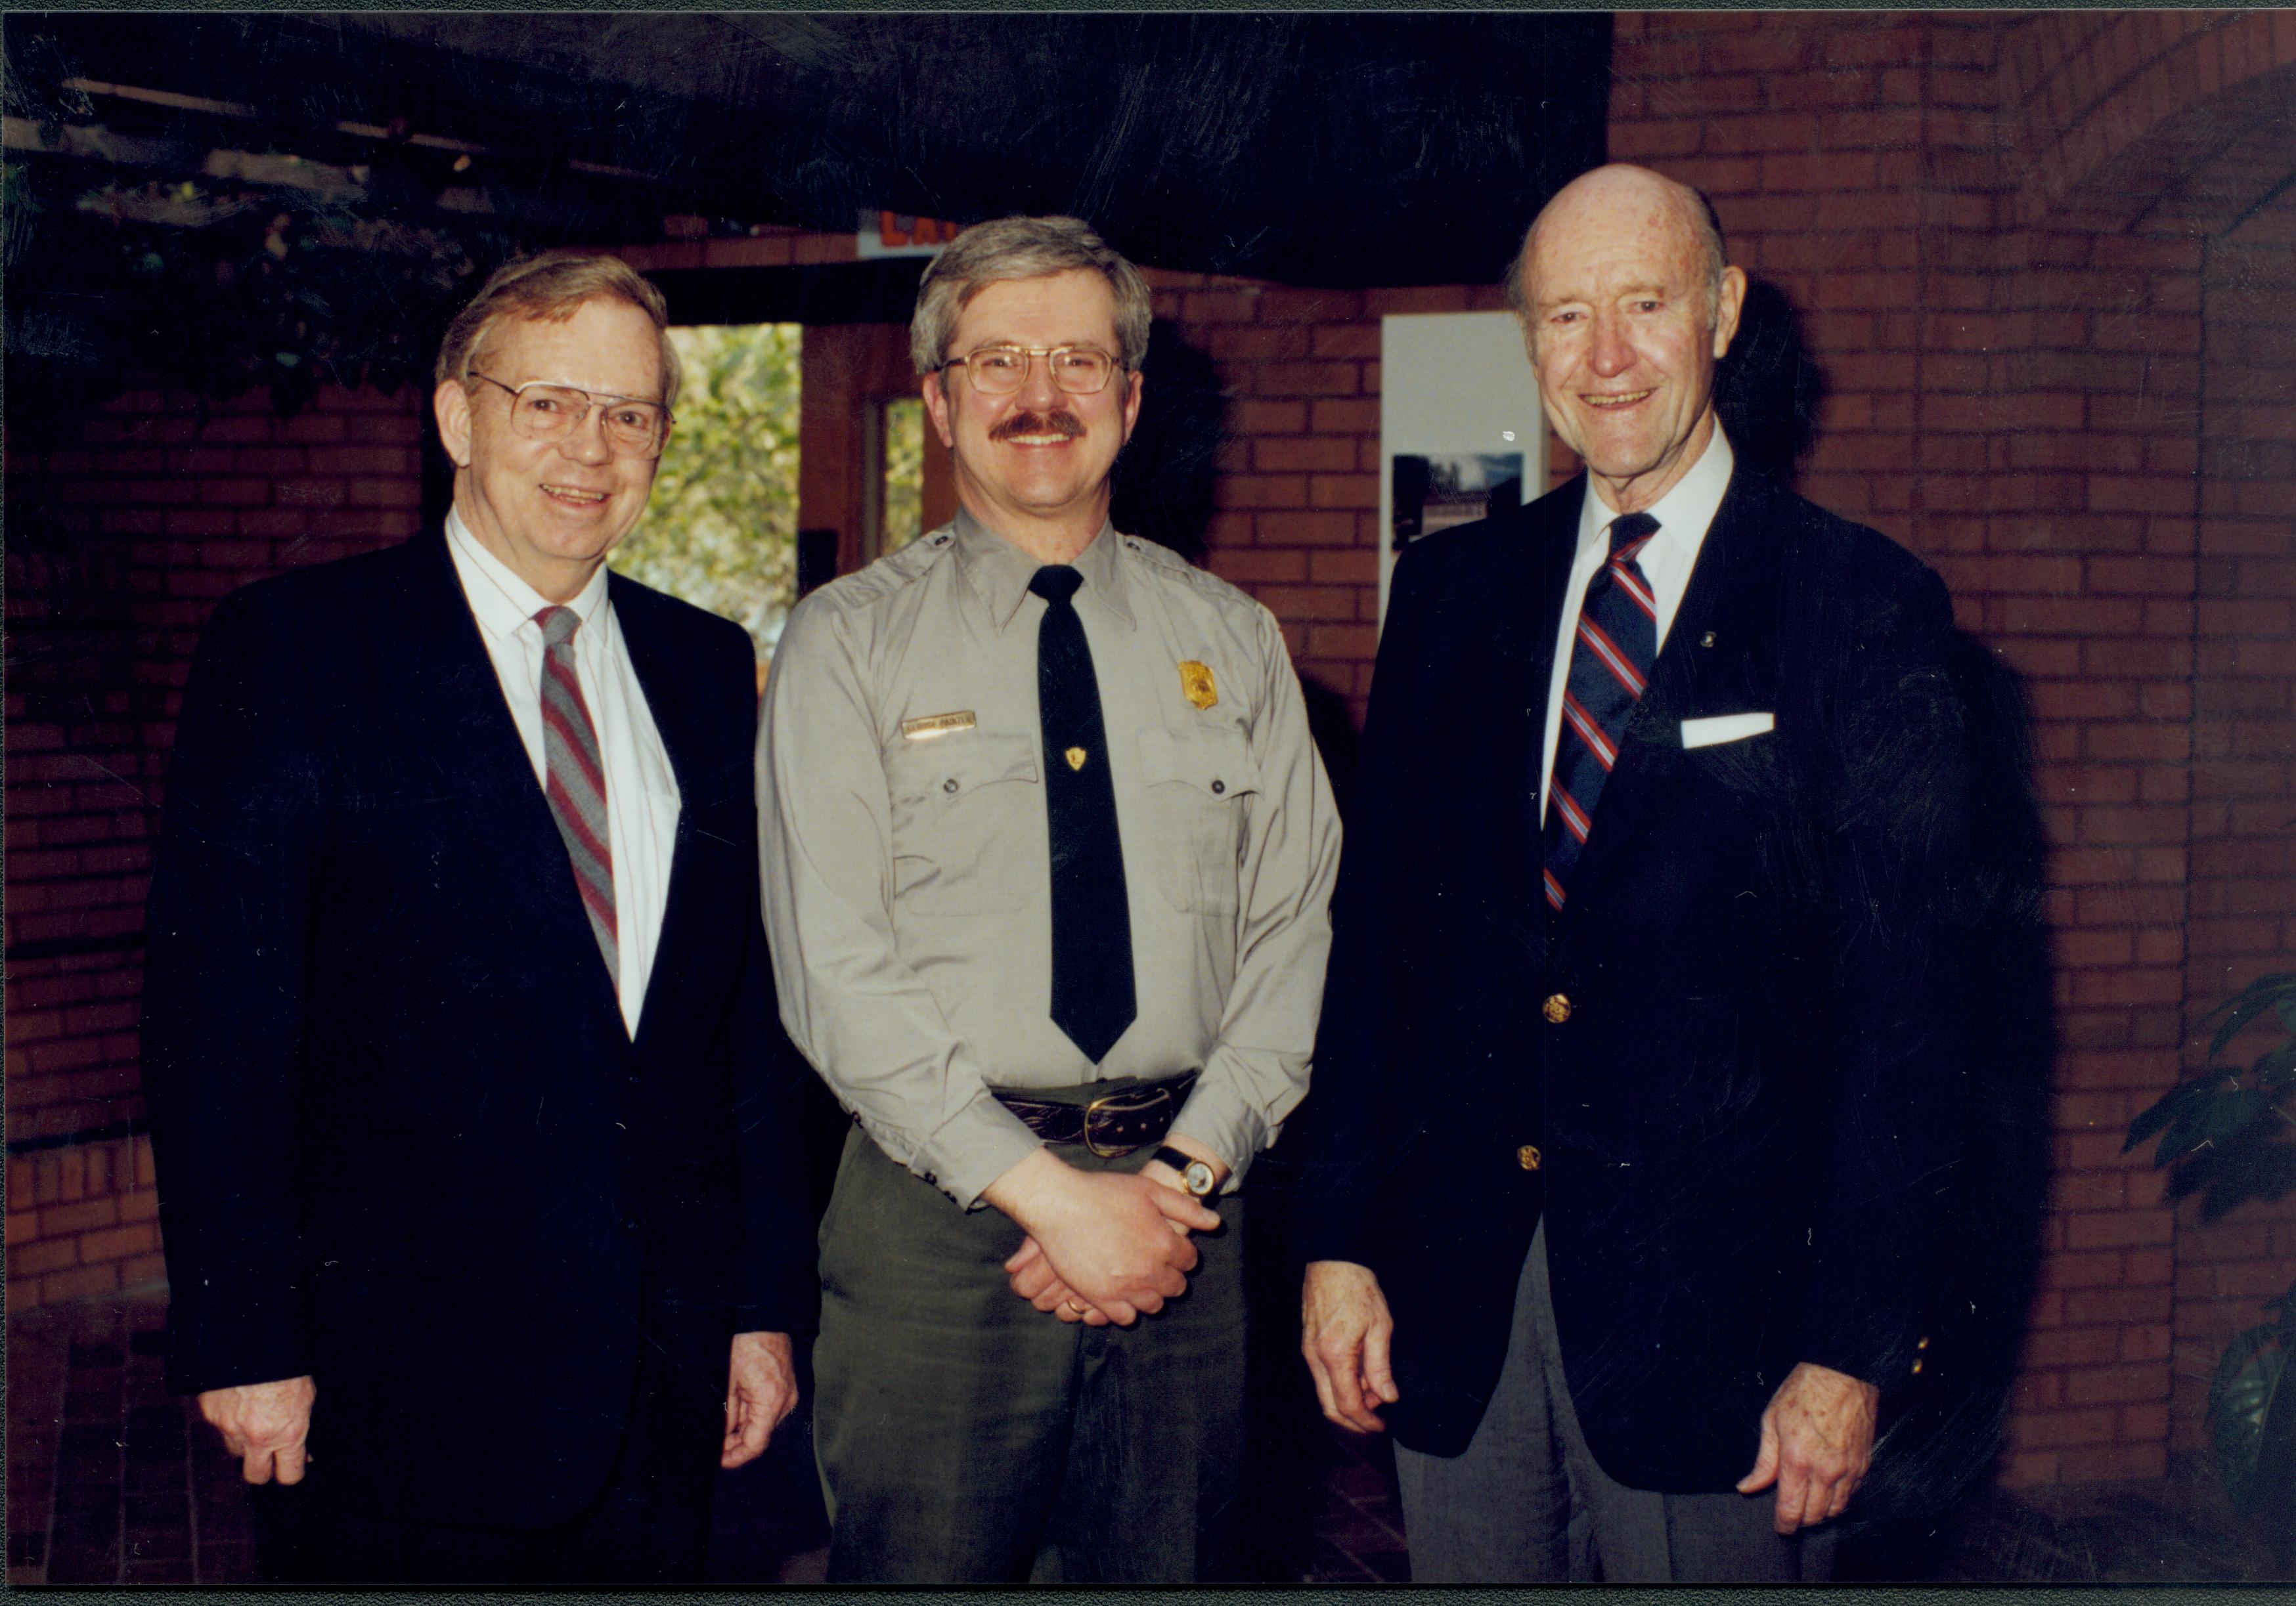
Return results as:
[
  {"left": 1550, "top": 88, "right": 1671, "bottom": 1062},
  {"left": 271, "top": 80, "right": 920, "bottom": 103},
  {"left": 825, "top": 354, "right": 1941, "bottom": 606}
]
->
[
  {"left": 1283, "top": 468, "right": 1979, "bottom": 1491},
  {"left": 142, "top": 529, "right": 821, "bottom": 1529}
]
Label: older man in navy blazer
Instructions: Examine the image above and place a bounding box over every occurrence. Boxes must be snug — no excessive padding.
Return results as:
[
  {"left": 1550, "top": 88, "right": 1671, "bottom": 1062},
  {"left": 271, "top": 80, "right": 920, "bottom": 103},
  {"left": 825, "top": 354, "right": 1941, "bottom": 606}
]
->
[
  {"left": 1287, "top": 165, "right": 1979, "bottom": 1581},
  {"left": 142, "top": 252, "right": 819, "bottom": 1583}
]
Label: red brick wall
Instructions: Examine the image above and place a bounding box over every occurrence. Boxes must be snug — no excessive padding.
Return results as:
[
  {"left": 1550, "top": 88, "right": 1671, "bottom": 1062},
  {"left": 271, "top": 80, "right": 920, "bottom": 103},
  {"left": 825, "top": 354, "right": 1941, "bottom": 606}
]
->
[
  {"left": 2175, "top": 182, "right": 2296, "bottom": 1454},
  {"left": 5, "top": 381, "right": 427, "bottom": 1307},
  {"left": 1145, "top": 275, "right": 1514, "bottom": 716}
]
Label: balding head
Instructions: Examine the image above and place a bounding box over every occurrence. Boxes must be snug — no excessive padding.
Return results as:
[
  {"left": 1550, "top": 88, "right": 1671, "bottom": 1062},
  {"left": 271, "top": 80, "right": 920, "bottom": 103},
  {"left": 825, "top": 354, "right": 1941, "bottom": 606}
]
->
[
  {"left": 1502, "top": 162, "right": 1748, "bottom": 515},
  {"left": 1507, "top": 164, "right": 1729, "bottom": 324}
]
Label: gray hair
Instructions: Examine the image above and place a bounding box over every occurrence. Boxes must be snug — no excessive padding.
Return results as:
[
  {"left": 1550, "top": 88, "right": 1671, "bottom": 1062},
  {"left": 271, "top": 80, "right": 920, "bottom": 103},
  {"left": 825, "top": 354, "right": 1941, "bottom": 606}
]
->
[
  {"left": 910, "top": 215, "right": 1153, "bottom": 376},
  {"left": 437, "top": 249, "right": 682, "bottom": 409},
  {"left": 1505, "top": 177, "right": 1729, "bottom": 325}
]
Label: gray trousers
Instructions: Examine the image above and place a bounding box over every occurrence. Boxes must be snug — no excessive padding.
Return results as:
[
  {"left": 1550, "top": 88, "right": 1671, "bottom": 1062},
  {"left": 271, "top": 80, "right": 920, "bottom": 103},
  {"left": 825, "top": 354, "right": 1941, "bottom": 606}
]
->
[
  {"left": 813, "top": 1125, "right": 1245, "bottom": 1584},
  {"left": 1395, "top": 1223, "right": 1837, "bottom": 1583}
]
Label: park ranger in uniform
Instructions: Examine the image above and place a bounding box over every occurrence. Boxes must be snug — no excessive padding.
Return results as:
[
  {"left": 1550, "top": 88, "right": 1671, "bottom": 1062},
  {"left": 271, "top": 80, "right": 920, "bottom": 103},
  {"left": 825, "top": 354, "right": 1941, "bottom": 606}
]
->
[{"left": 757, "top": 214, "right": 1340, "bottom": 1583}]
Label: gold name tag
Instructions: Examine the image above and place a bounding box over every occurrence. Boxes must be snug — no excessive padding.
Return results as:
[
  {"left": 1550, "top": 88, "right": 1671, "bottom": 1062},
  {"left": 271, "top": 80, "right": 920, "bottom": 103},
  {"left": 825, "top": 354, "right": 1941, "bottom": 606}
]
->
[{"left": 900, "top": 710, "right": 977, "bottom": 741}]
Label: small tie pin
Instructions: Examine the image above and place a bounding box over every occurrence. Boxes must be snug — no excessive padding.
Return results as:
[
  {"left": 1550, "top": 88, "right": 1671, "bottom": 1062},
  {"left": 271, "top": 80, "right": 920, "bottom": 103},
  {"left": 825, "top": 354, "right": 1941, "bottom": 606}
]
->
[{"left": 1066, "top": 747, "right": 1088, "bottom": 771}]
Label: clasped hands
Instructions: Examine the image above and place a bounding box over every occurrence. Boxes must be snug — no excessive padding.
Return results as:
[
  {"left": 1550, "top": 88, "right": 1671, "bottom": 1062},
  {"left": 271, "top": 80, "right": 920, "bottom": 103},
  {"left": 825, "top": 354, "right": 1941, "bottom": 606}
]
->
[
  {"left": 984, "top": 1142, "right": 1224, "bottom": 1326},
  {"left": 1299, "top": 1261, "right": 1881, "bottom": 1534}
]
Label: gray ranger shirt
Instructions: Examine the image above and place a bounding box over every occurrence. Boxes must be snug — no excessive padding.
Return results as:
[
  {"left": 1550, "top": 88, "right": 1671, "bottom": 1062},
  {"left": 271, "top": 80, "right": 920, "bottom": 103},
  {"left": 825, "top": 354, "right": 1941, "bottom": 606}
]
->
[{"left": 758, "top": 508, "right": 1342, "bottom": 1211}]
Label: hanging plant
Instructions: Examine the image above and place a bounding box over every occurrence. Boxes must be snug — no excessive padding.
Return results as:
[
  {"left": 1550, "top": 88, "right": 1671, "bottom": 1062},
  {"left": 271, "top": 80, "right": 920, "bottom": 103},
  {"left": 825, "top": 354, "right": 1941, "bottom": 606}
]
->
[{"left": 9, "top": 155, "right": 521, "bottom": 440}]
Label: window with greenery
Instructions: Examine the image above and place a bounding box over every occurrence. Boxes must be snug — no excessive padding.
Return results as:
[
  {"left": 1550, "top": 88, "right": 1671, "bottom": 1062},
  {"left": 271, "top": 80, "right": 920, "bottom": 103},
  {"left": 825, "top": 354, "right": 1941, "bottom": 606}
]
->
[
  {"left": 610, "top": 323, "right": 801, "bottom": 658},
  {"left": 881, "top": 397, "right": 925, "bottom": 554}
]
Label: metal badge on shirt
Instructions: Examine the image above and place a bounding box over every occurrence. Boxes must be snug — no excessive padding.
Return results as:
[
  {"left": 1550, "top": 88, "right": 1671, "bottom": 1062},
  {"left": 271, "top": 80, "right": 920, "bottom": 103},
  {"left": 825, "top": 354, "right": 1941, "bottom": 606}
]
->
[
  {"left": 1179, "top": 661, "right": 1218, "bottom": 711},
  {"left": 900, "top": 710, "right": 977, "bottom": 741}
]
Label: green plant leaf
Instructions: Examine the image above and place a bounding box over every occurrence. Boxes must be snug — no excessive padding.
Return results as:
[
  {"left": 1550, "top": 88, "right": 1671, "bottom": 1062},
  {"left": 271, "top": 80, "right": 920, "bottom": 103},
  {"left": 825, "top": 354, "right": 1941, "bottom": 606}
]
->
[
  {"left": 2207, "top": 1322, "right": 2286, "bottom": 1515},
  {"left": 2126, "top": 1075, "right": 2216, "bottom": 1152},
  {"left": 2207, "top": 974, "right": 2296, "bottom": 1059},
  {"left": 2194, "top": 1127, "right": 2296, "bottom": 1220},
  {"left": 2152, "top": 1082, "right": 2264, "bottom": 1169},
  {"left": 2255, "top": 1041, "right": 2296, "bottom": 1090}
]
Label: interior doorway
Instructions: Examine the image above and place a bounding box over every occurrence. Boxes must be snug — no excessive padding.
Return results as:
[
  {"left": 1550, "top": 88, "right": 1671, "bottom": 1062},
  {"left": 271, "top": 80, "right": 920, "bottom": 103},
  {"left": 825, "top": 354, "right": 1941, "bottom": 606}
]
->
[{"left": 797, "top": 322, "right": 956, "bottom": 584}]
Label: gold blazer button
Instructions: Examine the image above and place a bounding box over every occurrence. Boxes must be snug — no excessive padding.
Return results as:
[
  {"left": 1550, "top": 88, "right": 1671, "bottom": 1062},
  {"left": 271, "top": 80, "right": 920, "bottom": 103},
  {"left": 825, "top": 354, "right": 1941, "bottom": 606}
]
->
[
  {"left": 1541, "top": 993, "right": 1572, "bottom": 1024},
  {"left": 1517, "top": 1144, "right": 1543, "bottom": 1171}
]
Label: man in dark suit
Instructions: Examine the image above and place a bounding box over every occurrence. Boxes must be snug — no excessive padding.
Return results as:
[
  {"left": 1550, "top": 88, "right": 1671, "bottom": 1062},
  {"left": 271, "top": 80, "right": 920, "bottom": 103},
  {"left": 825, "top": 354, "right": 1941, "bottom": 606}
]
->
[
  {"left": 141, "top": 251, "right": 820, "bottom": 1583},
  {"left": 1285, "top": 165, "right": 1976, "bottom": 1580}
]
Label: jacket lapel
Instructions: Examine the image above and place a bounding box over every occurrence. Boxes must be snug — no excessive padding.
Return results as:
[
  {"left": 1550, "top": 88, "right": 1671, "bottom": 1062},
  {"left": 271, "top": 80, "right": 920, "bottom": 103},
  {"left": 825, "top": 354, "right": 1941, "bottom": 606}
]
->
[
  {"left": 1558, "top": 470, "right": 1771, "bottom": 915},
  {"left": 1478, "top": 485, "right": 1585, "bottom": 929},
  {"left": 398, "top": 529, "right": 629, "bottom": 1038}
]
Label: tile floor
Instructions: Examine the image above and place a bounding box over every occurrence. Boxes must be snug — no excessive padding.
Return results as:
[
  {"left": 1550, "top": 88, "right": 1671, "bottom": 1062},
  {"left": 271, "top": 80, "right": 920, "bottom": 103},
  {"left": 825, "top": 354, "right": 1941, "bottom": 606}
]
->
[{"left": 8, "top": 1286, "right": 2288, "bottom": 1585}]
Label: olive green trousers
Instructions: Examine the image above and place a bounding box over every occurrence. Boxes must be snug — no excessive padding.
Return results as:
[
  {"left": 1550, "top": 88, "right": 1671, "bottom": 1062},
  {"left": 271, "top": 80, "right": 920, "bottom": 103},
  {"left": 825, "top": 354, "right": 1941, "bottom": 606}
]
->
[{"left": 814, "top": 1125, "right": 1245, "bottom": 1583}]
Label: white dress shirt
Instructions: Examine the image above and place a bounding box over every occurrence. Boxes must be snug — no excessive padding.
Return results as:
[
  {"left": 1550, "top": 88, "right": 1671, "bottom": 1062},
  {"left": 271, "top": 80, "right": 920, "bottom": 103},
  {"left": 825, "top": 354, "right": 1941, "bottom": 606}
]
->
[
  {"left": 1539, "top": 424, "right": 1736, "bottom": 825},
  {"left": 445, "top": 509, "right": 681, "bottom": 1036}
]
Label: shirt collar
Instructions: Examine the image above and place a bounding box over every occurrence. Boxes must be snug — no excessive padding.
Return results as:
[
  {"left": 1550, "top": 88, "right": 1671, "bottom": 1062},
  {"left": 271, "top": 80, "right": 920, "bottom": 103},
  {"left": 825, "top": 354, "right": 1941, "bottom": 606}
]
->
[
  {"left": 950, "top": 504, "right": 1134, "bottom": 632},
  {"left": 1576, "top": 422, "right": 1736, "bottom": 559},
  {"left": 445, "top": 505, "right": 611, "bottom": 643}
]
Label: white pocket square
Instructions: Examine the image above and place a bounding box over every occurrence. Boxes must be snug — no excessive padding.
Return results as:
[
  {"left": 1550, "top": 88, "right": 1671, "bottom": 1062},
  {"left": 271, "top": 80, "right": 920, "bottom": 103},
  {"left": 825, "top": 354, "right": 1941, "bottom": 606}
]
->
[{"left": 1681, "top": 712, "right": 1775, "bottom": 749}]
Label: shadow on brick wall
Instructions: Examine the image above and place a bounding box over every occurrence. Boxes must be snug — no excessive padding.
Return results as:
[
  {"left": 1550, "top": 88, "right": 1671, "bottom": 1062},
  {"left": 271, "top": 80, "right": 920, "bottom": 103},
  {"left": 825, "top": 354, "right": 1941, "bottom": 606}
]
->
[
  {"left": 1717, "top": 276, "right": 1825, "bottom": 486},
  {"left": 1113, "top": 318, "right": 1225, "bottom": 565},
  {"left": 1847, "top": 630, "right": 2056, "bottom": 1571}
]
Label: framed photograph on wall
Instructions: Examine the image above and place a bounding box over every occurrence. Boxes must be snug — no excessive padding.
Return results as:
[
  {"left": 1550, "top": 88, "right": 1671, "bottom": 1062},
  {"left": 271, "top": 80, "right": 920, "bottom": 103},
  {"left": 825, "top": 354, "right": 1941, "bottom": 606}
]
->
[{"left": 1377, "top": 311, "right": 1547, "bottom": 628}]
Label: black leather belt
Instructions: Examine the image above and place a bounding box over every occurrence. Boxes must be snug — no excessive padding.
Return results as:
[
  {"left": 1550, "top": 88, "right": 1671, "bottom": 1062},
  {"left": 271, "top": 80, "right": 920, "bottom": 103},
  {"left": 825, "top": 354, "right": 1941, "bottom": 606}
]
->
[{"left": 991, "top": 1072, "right": 1199, "bottom": 1157}]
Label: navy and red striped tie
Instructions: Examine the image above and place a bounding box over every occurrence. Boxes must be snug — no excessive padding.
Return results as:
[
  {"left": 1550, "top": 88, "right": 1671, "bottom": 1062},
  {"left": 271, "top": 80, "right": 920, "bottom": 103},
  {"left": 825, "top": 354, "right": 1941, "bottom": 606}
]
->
[
  {"left": 1543, "top": 511, "right": 1660, "bottom": 911},
  {"left": 536, "top": 605, "right": 618, "bottom": 985}
]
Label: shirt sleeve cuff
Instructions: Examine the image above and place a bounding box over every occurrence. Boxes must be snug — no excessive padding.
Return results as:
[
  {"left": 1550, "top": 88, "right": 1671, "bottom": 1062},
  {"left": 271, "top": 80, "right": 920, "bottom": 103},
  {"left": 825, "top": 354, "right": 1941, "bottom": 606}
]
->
[
  {"left": 1168, "top": 1064, "right": 1272, "bottom": 1193},
  {"left": 913, "top": 1087, "right": 1045, "bottom": 1211}
]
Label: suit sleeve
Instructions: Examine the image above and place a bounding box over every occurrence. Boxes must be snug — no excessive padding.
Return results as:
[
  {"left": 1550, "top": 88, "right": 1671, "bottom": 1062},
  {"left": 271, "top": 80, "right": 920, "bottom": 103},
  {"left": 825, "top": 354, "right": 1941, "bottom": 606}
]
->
[
  {"left": 728, "top": 894, "right": 830, "bottom": 1336},
  {"left": 1268, "top": 546, "right": 1442, "bottom": 1267},
  {"left": 141, "top": 588, "right": 320, "bottom": 1395},
  {"left": 1795, "top": 557, "right": 1978, "bottom": 1396}
]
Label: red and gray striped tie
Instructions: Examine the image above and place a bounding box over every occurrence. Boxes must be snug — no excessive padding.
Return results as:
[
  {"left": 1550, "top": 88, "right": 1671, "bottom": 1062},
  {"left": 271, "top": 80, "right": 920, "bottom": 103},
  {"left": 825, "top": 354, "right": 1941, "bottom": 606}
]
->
[
  {"left": 1543, "top": 511, "right": 1660, "bottom": 911},
  {"left": 536, "top": 605, "right": 617, "bottom": 986}
]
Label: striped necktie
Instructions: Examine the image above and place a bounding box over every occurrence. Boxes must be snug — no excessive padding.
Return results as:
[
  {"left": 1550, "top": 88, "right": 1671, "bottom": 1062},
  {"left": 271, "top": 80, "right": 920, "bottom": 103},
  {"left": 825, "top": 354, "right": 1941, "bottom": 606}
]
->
[
  {"left": 1543, "top": 511, "right": 1660, "bottom": 911},
  {"left": 535, "top": 605, "right": 618, "bottom": 986}
]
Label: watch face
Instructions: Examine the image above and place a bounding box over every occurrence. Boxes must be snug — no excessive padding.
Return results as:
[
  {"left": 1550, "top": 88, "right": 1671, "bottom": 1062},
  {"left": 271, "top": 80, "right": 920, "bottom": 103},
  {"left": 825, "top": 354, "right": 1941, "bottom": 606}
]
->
[{"left": 1183, "top": 1161, "right": 1216, "bottom": 1196}]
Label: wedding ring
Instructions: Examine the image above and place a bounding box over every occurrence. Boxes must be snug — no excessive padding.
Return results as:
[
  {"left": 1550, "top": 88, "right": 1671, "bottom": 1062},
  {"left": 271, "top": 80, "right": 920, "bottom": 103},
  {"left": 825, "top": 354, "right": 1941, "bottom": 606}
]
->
[{"left": 1066, "top": 1299, "right": 1088, "bottom": 1316}]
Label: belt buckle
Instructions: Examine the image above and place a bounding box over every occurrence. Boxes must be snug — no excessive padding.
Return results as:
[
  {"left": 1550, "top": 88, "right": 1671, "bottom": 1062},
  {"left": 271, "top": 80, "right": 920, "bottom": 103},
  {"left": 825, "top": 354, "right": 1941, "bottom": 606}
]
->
[{"left": 1082, "top": 1085, "right": 1171, "bottom": 1157}]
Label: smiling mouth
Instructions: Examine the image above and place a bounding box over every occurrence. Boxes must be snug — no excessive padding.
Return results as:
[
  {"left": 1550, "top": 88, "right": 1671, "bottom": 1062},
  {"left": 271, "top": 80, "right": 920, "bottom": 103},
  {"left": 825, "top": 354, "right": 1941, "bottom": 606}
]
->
[
  {"left": 1582, "top": 389, "right": 1656, "bottom": 410},
  {"left": 541, "top": 483, "right": 609, "bottom": 504}
]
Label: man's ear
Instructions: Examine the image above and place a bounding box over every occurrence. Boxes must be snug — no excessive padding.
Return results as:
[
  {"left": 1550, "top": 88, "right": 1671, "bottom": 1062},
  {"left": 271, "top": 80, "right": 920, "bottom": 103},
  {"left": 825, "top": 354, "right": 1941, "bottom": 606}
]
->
[
  {"left": 921, "top": 372, "right": 956, "bottom": 449},
  {"left": 1711, "top": 266, "right": 1748, "bottom": 362},
  {"left": 434, "top": 380, "right": 474, "bottom": 469},
  {"left": 1118, "top": 368, "right": 1144, "bottom": 447}
]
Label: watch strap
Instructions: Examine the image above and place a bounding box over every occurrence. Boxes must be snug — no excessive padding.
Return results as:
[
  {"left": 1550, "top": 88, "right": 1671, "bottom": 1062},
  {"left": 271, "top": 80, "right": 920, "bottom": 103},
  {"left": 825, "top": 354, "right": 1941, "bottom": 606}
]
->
[{"left": 1151, "top": 1145, "right": 1215, "bottom": 1195}]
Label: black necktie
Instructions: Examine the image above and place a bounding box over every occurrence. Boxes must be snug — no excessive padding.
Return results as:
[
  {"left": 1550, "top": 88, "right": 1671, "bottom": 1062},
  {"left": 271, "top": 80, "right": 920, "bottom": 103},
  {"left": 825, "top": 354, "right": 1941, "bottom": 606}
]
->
[
  {"left": 1543, "top": 511, "right": 1661, "bottom": 911},
  {"left": 1030, "top": 565, "right": 1136, "bottom": 1062}
]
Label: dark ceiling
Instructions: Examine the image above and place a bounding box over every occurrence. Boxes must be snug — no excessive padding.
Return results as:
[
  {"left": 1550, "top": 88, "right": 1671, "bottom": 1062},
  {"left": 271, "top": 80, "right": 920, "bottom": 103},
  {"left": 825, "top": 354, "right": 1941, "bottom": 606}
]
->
[{"left": 9, "top": 12, "right": 1612, "bottom": 288}]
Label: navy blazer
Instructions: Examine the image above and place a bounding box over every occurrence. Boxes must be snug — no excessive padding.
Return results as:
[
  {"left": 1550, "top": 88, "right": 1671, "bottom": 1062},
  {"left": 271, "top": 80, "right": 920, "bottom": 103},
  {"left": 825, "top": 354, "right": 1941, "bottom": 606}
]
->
[
  {"left": 1282, "top": 469, "right": 1981, "bottom": 1491},
  {"left": 142, "top": 529, "right": 821, "bottom": 1529}
]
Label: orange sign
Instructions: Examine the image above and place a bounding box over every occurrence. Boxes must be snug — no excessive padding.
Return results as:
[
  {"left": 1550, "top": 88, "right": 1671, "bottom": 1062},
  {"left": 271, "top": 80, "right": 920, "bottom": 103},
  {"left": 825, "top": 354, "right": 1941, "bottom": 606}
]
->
[{"left": 858, "top": 210, "right": 961, "bottom": 257}]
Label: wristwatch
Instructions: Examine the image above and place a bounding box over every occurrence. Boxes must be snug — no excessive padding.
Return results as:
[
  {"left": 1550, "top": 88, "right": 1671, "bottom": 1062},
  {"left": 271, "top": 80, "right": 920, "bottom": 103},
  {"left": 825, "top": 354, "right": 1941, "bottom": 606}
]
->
[{"left": 1152, "top": 1145, "right": 1218, "bottom": 1198}]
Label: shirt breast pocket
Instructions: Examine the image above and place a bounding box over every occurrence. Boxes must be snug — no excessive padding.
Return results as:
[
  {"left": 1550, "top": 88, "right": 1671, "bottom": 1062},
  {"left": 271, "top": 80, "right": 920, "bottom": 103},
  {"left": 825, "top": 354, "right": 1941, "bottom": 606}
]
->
[
  {"left": 1136, "top": 725, "right": 1260, "bottom": 915},
  {"left": 884, "top": 731, "right": 1042, "bottom": 916}
]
